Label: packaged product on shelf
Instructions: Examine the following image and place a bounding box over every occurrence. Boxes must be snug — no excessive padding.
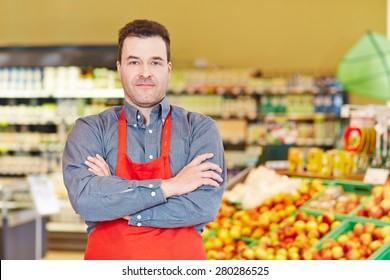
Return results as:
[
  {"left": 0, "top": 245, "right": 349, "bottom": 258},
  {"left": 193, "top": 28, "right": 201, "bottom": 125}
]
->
[{"left": 223, "top": 166, "right": 303, "bottom": 209}]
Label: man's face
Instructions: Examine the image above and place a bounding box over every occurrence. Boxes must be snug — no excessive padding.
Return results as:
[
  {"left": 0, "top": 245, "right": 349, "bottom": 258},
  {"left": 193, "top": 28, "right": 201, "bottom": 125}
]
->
[{"left": 117, "top": 36, "right": 172, "bottom": 109}]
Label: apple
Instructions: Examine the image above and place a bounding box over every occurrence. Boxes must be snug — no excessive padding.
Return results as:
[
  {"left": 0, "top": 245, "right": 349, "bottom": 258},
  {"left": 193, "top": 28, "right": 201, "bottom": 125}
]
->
[
  {"left": 353, "top": 223, "right": 364, "bottom": 235},
  {"left": 331, "top": 220, "right": 342, "bottom": 230},
  {"left": 347, "top": 230, "right": 357, "bottom": 240},
  {"left": 274, "top": 253, "right": 287, "bottom": 260},
  {"left": 372, "top": 227, "right": 382, "bottom": 241},
  {"left": 307, "top": 228, "right": 320, "bottom": 239},
  {"left": 321, "top": 248, "right": 333, "bottom": 260},
  {"left": 295, "top": 211, "right": 308, "bottom": 221},
  {"left": 301, "top": 250, "right": 314, "bottom": 260},
  {"left": 381, "top": 225, "right": 390, "bottom": 239},
  {"left": 356, "top": 208, "right": 369, "bottom": 217},
  {"left": 322, "top": 238, "right": 336, "bottom": 250},
  {"left": 322, "top": 212, "right": 335, "bottom": 225},
  {"left": 285, "top": 204, "right": 297, "bottom": 215},
  {"left": 318, "top": 222, "right": 330, "bottom": 235},
  {"left": 380, "top": 199, "right": 390, "bottom": 212},
  {"left": 331, "top": 245, "right": 344, "bottom": 259},
  {"left": 283, "top": 216, "right": 296, "bottom": 226},
  {"left": 241, "top": 226, "right": 253, "bottom": 237},
  {"left": 254, "top": 247, "right": 268, "bottom": 260},
  {"left": 360, "top": 232, "right": 373, "bottom": 245},
  {"left": 242, "top": 248, "right": 255, "bottom": 260},
  {"left": 229, "top": 225, "right": 242, "bottom": 239},
  {"left": 258, "top": 236, "right": 272, "bottom": 247},
  {"left": 336, "top": 234, "right": 349, "bottom": 244},
  {"left": 369, "top": 240, "right": 383, "bottom": 252},
  {"left": 363, "top": 222, "right": 376, "bottom": 234},
  {"left": 305, "top": 220, "right": 318, "bottom": 232},
  {"left": 295, "top": 233, "right": 309, "bottom": 245},
  {"left": 346, "top": 248, "right": 361, "bottom": 260},
  {"left": 372, "top": 186, "right": 384, "bottom": 203},
  {"left": 215, "top": 251, "right": 227, "bottom": 260},
  {"left": 383, "top": 186, "right": 390, "bottom": 200},
  {"left": 284, "top": 225, "right": 298, "bottom": 238},
  {"left": 293, "top": 220, "right": 306, "bottom": 232},
  {"left": 341, "top": 241, "right": 356, "bottom": 253},
  {"left": 369, "top": 206, "right": 385, "bottom": 219},
  {"left": 309, "top": 238, "right": 320, "bottom": 246},
  {"left": 258, "top": 213, "right": 270, "bottom": 228},
  {"left": 206, "top": 249, "right": 219, "bottom": 260},
  {"left": 364, "top": 199, "right": 376, "bottom": 210},
  {"left": 287, "top": 251, "right": 300, "bottom": 260},
  {"left": 251, "top": 228, "right": 265, "bottom": 239}
]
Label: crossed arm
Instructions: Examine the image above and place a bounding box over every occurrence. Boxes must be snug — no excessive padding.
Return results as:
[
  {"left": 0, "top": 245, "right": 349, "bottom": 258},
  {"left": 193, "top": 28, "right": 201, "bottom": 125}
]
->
[{"left": 85, "top": 153, "right": 223, "bottom": 221}]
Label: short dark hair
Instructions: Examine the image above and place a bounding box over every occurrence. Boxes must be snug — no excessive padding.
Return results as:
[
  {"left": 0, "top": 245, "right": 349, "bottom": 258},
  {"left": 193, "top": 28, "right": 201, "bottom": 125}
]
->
[{"left": 117, "top": 19, "right": 171, "bottom": 63}]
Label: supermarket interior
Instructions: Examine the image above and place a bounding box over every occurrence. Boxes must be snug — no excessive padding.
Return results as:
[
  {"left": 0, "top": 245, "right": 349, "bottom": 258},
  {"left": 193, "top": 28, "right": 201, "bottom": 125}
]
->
[{"left": 1, "top": 0, "right": 390, "bottom": 260}]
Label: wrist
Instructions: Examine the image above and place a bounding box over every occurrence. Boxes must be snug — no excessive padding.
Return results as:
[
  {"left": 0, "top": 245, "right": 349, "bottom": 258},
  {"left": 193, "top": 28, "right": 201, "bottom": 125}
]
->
[{"left": 161, "top": 179, "right": 176, "bottom": 198}]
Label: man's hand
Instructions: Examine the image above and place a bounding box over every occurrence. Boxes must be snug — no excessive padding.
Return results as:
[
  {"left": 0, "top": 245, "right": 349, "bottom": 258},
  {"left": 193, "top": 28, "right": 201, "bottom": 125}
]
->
[
  {"left": 161, "top": 153, "right": 223, "bottom": 198},
  {"left": 85, "top": 154, "right": 111, "bottom": 176}
]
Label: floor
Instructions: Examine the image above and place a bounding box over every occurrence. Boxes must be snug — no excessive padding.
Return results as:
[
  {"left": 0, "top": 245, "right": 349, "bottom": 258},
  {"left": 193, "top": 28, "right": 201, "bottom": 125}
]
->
[{"left": 42, "top": 250, "right": 84, "bottom": 260}]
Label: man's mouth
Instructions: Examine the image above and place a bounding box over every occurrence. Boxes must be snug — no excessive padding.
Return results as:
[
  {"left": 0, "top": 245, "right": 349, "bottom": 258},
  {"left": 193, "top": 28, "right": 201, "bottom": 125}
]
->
[{"left": 136, "top": 81, "right": 155, "bottom": 88}]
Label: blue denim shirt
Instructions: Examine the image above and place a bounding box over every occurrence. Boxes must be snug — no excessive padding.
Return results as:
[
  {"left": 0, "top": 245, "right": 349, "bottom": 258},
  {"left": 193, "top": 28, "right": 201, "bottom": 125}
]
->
[{"left": 62, "top": 97, "right": 226, "bottom": 235}]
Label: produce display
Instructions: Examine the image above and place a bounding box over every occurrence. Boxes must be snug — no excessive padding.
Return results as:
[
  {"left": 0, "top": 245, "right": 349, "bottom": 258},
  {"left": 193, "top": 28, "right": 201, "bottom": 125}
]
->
[
  {"left": 311, "top": 222, "right": 390, "bottom": 260},
  {"left": 203, "top": 167, "right": 390, "bottom": 260},
  {"left": 304, "top": 185, "right": 366, "bottom": 214},
  {"left": 356, "top": 185, "right": 390, "bottom": 220}
]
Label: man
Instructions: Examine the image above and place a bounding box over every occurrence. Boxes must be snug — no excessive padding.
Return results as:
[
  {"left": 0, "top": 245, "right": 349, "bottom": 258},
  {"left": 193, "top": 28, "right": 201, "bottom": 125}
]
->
[{"left": 62, "top": 19, "right": 226, "bottom": 260}]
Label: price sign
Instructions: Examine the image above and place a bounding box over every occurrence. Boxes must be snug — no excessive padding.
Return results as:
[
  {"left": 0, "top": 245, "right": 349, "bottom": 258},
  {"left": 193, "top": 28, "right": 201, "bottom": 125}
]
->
[
  {"left": 28, "top": 174, "right": 60, "bottom": 215},
  {"left": 363, "top": 167, "right": 390, "bottom": 185}
]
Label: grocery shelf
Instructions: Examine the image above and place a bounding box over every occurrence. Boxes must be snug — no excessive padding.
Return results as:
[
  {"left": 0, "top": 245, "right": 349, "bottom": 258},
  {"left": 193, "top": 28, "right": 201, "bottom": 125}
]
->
[{"left": 277, "top": 170, "right": 365, "bottom": 181}]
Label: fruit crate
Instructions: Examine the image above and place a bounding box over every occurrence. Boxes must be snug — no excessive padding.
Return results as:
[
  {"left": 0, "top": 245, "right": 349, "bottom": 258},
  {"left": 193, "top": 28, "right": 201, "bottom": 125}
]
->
[
  {"left": 348, "top": 184, "right": 390, "bottom": 224},
  {"left": 311, "top": 219, "right": 390, "bottom": 260},
  {"left": 299, "top": 180, "right": 372, "bottom": 220},
  {"left": 369, "top": 242, "right": 390, "bottom": 260},
  {"left": 348, "top": 214, "right": 390, "bottom": 226},
  {"left": 254, "top": 210, "right": 345, "bottom": 260}
]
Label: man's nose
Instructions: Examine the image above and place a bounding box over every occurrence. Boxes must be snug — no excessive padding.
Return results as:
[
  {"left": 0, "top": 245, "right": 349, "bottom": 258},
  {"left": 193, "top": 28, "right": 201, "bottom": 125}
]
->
[{"left": 139, "top": 64, "right": 152, "bottom": 78}]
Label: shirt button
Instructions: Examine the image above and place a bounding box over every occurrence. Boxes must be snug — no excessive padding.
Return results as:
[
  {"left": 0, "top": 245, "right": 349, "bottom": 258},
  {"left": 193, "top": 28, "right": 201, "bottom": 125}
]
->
[
  {"left": 151, "top": 191, "right": 156, "bottom": 197},
  {"left": 137, "top": 222, "right": 142, "bottom": 227},
  {"left": 133, "top": 124, "right": 137, "bottom": 127},
  {"left": 149, "top": 155, "right": 154, "bottom": 159},
  {"left": 148, "top": 129, "right": 153, "bottom": 134},
  {"left": 137, "top": 115, "right": 141, "bottom": 120},
  {"left": 137, "top": 215, "right": 142, "bottom": 220},
  {"left": 148, "top": 184, "right": 154, "bottom": 188},
  {"left": 162, "top": 118, "right": 165, "bottom": 123}
]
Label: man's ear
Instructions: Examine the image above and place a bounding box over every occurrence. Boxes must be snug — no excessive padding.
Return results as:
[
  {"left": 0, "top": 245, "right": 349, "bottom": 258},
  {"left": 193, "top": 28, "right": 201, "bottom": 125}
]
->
[
  {"left": 116, "top": 61, "right": 122, "bottom": 81},
  {"left": 168, "top": 61, "right": 172, "bottom": 79}
]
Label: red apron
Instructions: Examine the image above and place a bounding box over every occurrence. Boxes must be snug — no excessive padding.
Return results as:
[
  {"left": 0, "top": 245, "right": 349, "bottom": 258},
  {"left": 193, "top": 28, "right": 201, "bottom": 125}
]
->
[{"left": 84, "top": 110, "right": 205, "bottom": 260}]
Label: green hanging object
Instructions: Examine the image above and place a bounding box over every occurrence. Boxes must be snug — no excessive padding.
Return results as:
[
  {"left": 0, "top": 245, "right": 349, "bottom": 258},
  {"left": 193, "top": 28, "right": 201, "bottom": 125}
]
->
[{"left": 337, "top": 31, "right": 390, "bottom": 101}]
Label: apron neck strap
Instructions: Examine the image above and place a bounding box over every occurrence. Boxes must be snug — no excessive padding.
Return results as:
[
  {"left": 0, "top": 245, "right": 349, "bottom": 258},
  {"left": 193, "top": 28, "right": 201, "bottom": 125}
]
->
[{"left": 118, "top": 109, "right": 171, "bottom": 157}]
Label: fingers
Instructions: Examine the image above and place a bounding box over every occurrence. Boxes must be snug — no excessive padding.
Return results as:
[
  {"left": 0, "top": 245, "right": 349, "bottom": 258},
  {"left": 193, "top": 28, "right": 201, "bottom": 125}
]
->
[
  {"left": 202, "top": 178, "right": 221, "bottom": 188},
  {"left": 189, "top": 153, "right": 215, "bottom": 166},
  {"left": 189, "top": 153, "right": 223, "bottom": 172},
  {"left": 202, "top": 171, "right": 224, "bottom": 183},
  {"left": 85, "top": 154, "right": 111, "bottom": 176},
  {"left": 199, "top": 162, "right": 223, "bottom": 173}
]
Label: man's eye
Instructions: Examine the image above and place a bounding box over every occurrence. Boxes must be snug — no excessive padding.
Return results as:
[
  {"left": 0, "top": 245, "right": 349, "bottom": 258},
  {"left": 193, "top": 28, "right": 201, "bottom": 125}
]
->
[
  {"left": 151, "top": 61, "right": 162, "bottom": 65},
  {"left": 129, "top": 61, "right": 139, "bottom": 65}
]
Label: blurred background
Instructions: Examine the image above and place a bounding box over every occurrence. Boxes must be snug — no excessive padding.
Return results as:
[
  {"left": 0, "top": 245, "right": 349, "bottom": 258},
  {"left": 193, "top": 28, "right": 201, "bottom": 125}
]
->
[{"left": 1, "top": 0, "right": 389, "bottom": 260}]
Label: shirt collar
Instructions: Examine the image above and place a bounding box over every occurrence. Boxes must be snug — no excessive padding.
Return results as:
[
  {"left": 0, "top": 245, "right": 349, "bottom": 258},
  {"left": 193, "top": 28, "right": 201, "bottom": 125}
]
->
[{"left": 123, "top": 97, "right": 170, "bottom": 126}]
